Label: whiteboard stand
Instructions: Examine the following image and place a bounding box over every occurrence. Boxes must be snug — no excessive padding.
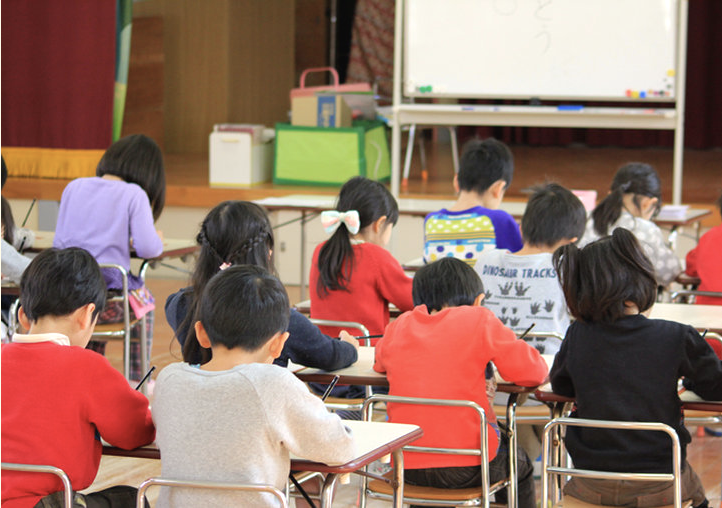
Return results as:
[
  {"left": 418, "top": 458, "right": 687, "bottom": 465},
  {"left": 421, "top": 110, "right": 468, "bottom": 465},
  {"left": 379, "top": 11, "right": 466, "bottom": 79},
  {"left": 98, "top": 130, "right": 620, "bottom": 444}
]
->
[{"left": 390, "top": 0, "right": 689, "bottom": 205}]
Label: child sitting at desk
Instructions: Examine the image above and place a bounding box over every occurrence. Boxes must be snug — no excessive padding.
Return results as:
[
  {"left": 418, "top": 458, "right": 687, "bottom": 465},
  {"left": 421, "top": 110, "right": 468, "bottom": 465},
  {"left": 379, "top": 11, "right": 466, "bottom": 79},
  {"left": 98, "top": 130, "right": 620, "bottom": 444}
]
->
[
  {"left": 423, "top": 137, "right": 523, "bottom": 265},
  {"left": 166, "top": 200, "right": 359, "bottom": 369},
  {"left": 53, "top": 134, "right": 166, "bottom": 381},
  {"left": 153, "top": 265, "right": 355, "bottom": 507},
  {"left": 475, "top": 183, "right": 586, "bottom": 354},
  {"left": 310, "top": 176, "right": 413, "bottom": 339},
  {"left": 550, "top": 228, "right": 722, "bottom": 507},
  {"left": 579, "top": 162, "right": 681, "bottom": 287},
  {"left": 1, "top": 248, "right": 155, "bottom": 508},
  {"left": 374, "top": 257, "right": 548, "bottom": 508},
  {"left": 685, "top": 191, "right": 722, "bottom": 305}
]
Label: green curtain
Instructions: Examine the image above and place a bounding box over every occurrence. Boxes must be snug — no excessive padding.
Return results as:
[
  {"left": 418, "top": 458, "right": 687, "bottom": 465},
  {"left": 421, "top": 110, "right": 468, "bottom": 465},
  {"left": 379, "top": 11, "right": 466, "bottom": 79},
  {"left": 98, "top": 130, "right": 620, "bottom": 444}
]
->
[{"left": 113, "top": 0, "right": 133, "bottom": 142}]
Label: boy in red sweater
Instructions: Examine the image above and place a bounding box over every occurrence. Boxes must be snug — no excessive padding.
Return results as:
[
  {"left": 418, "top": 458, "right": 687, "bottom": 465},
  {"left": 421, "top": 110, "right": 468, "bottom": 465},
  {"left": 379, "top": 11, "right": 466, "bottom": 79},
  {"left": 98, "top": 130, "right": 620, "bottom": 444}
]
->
[
  {"left": 1, "top": 248, "right": 155, "bottom": 508},
  {"left": 374, "top": 257, "right": 548, "bottom": 508},
  {"left": 685, "top": 192, "right": 722, "bottom": 305}
]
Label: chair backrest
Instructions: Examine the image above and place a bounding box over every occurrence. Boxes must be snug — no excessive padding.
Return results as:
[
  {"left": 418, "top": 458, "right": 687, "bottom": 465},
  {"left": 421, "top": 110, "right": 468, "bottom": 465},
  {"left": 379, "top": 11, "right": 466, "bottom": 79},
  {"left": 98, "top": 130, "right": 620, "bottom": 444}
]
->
[
  {"left": 541, "top": 417, "right": 685, "bottom": 508},
  {"left": 670, "top": 289, "right": 722, "bottom": 304},
  {"left": 362, "top": 394, "right": 493, "bottom": 508},
  {"left": 308, "top": 318, "right": 370, "bottom": 345},
  {"left": 1, "top": 462, "right": 73, "bottom": 508},
  {"left": 136, "top": 477, "right": 288, "bottom": 508}
]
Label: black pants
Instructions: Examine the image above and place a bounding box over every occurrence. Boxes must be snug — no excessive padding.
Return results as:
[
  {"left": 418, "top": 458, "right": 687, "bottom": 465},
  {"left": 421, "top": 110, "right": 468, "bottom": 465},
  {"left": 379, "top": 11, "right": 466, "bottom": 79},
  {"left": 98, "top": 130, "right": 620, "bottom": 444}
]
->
[
  {"left": 34, "top": 486, "right": 147, "bottom": 508},
  {"left": 405, "top": 434, "right": 536, "bottom": 508}
]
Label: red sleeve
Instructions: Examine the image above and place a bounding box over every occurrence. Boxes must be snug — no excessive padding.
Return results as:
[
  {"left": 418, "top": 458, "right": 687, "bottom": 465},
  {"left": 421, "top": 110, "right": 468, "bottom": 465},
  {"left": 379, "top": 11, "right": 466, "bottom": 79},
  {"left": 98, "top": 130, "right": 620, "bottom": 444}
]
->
[
  {"left": 374, "top": 248, "right": 414, "bottom": 312},
  {"left": 485, "top": 313, "right": 548, "bottom": 386},
  {"left": 685, "top": 245, "right": 699, "bottom": 277},
  {"left": 373, "top": 319, "right": 397, "bottom": 373},
  {"left": 85, "top": 354, "right": 155, "bottom": 449}
]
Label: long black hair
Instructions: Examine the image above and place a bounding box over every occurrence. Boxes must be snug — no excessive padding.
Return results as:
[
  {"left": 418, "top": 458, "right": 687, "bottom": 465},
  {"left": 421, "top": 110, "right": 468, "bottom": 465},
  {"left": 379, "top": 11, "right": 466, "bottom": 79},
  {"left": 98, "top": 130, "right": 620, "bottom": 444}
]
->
[
  {"left": 1, "top": 196, "right": 16, "bottom": 245},
  {"left": 591, "top": 162, "right": 661, "bottom": 236},
  {"left": 96, "top": 134, "right": 166, "bottom": 221},
  {"left": 181, "top": 200, "right": 275, "bottom": 364},
  {"left": 553, "top": 227, "right": 657, "bottom": 324},
  {"left": 316, "top": 177, "right": 399, "bottom": 295}
]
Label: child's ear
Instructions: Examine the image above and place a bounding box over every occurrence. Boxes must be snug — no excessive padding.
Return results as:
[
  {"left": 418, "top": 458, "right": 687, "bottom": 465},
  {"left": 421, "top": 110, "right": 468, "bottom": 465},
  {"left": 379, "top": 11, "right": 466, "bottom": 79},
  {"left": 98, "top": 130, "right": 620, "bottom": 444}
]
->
[
  {"left": 473, "top": 293, "right": 485, "bottom": 307},
  {"left": 194, "top": 321, "right": 212, "bottom": 348},
  {"left": 268, "top": 331, "right": 289, "bottom": 359},
  {"left": 373, "top": 215, "right": 388, "bottom": 234},
  {"left": 74, "top": 303, "right": 96, "bottom": 332},
  {"left": 17, "top": 306, "right": 32, "bottom": 331},
  {"left": 490, "top": 179, "right": 506, "bottom": 199},
  {"left": 453, "top": 174, "right": 460, "bottom": 194}
]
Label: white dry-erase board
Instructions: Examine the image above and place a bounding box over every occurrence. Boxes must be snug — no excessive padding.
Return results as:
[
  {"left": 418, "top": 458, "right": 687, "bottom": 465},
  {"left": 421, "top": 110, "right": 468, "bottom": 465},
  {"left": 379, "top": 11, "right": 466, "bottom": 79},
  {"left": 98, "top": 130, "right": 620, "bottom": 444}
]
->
[{"left": 403, "top": 0, "right": 679, "bottom": 101}]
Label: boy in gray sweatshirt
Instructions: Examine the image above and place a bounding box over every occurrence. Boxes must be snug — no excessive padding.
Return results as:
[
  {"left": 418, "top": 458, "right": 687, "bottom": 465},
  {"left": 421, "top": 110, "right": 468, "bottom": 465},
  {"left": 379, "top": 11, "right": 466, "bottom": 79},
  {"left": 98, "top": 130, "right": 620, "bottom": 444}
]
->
[{"left": 152, "top": 265, "right": 356, "bottom": 507}]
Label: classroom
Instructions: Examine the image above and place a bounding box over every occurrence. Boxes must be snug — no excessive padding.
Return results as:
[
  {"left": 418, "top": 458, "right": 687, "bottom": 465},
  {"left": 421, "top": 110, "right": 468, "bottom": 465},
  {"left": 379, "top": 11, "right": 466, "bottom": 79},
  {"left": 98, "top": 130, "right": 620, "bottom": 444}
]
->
[{"left": 2, "top": 1, "right": 722, "bottom": 507}]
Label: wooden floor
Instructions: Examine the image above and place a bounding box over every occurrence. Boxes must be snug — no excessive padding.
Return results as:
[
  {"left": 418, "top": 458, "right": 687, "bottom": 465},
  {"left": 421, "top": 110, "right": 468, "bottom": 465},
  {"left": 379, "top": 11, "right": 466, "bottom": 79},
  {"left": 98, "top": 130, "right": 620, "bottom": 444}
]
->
[{"left": 88, "top": 277, "right": 722, "bottom": 507}]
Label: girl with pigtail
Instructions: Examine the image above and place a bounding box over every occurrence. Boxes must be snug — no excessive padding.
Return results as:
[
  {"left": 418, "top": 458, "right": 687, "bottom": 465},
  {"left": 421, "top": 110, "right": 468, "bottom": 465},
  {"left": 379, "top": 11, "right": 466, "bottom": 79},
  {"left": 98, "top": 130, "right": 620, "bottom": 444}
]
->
[
  {"left": 310, "top": 176, "right": 413, "bottom": 340},
  {"left": 578, "top": 162, "right": 680, "bottom": 286},
  {"left": 165, "top": 200, "right": 358, "bottom": 367},
  {"left": 549, "top": 228, "right": 721, "bottom": 507}
]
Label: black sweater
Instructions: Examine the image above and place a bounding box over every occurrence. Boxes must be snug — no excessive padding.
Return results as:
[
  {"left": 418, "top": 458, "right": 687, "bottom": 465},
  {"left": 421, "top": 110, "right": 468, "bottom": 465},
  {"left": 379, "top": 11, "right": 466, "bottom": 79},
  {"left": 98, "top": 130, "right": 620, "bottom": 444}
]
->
[
  {"left": 550, "top": 314, "right": 722, "bottom": 474},
  {"left": 165, "top": 287, "right": 358, "bottom": 369}
]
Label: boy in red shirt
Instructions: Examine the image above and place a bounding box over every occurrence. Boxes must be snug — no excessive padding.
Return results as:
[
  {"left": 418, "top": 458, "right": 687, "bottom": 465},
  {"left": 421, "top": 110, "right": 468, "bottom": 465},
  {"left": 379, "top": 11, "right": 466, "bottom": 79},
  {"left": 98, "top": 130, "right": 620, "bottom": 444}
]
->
[
  {"left": 374, "top": 257, "right": 547, "bottom": 508},
  {"left": 685, "top": 192, "right": 722, "bottom": 305},
  {"left": 1, "top": 248, "right": 155, "bottom": 508}
]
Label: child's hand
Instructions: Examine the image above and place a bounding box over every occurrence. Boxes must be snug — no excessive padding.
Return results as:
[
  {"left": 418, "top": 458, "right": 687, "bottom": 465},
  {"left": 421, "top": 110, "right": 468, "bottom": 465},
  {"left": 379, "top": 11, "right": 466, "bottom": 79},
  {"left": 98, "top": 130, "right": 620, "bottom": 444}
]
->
[
  {"left": 156, "top": 229, "right": 164, "bottom": 242},
  {"left": 339, "top": 330, "right": 360, "bottom": 350}
]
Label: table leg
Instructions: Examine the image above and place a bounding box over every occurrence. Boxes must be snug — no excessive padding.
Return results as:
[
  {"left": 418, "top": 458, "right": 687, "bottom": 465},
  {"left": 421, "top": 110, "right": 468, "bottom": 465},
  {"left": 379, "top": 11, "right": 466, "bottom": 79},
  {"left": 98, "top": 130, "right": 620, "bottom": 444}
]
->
[
  {"left": 391, "top": 448, "right": 405, "bottom": 508},
  {"left": 300, "top": 210, "right": 307, "bottom": 301},
  {"left": 319, "top": 472, "right": 339, "bottom": 507},
  {"left": 506, "top": 393, "right": 519, "bottom": 508}
]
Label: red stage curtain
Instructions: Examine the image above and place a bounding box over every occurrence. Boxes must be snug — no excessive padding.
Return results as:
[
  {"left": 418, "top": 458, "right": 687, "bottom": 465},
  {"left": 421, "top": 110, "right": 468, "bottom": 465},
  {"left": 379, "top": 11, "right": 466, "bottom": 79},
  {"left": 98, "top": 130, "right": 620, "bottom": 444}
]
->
[{"left": 1, "top": 1, "right": 116, "bottom": 150}]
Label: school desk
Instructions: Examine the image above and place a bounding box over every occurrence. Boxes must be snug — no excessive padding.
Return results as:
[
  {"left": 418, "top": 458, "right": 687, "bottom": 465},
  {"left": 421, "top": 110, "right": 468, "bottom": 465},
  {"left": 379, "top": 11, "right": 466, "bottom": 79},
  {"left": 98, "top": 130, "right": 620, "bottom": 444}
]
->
[
  {"left": 294, "top": 299, "right": 405, "bottom": 319},
  {"left": 649, "top": 303, "right": 722, "bottom": 334},
  {"left": 103, "top": 420, "right": 422, "bottom": 508},
  {"left": 295, "top": 347, "right": 554, "bottom": 508}
]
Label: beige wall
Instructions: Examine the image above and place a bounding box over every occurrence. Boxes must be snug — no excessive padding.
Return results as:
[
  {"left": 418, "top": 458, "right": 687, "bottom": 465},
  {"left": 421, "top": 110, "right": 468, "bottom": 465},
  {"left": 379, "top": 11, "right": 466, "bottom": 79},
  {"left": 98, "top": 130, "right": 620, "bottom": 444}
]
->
[{"left": 133, "top": 0, "right": 295, "bottom": 154}]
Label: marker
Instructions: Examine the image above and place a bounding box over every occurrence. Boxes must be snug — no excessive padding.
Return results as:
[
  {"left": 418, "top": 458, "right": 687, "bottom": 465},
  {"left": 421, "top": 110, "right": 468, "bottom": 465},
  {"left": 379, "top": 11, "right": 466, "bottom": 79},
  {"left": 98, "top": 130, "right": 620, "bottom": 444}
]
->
[{"left": 557, "top": 105, "right": 584, "bottom": 111}]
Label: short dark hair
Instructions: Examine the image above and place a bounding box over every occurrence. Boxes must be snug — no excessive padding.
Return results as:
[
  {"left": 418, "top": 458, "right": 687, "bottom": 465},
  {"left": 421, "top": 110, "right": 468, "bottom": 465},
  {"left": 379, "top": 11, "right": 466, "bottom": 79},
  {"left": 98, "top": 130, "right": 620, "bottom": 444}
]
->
[
  {"left": 457, "top": 138, "right": 514, "bottom": 194},
  {"left": 413, "top": 257, "right": 484, "bottom": 312},
  {"left": 552, "top": 228, "right": 657, "bottom": 323},
  {"left": 19, "top": 248, "right": 106, "bottom": 323},
  {"left": 197, "top": 265, "right": 290, "bottom": 352},
  {"left": 96, "top": 134, "right": 166, "bottom": 221},
  {"left": 522, "top": 183, "right": 586, "bottom": 247}
]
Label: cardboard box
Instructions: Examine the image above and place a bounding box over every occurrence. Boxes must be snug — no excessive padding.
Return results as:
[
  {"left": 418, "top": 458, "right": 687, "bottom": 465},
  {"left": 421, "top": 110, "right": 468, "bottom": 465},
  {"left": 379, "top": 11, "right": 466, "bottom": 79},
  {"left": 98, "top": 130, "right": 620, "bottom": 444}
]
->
[
  {"left": 209, "top": 125, "right": 274, "bottom": 187},
  {"left": 274, "top": 120, "right": 390, "bottom": 186},
  {"left": 291, "top": 95, "right": 352, "bottom": 128}
]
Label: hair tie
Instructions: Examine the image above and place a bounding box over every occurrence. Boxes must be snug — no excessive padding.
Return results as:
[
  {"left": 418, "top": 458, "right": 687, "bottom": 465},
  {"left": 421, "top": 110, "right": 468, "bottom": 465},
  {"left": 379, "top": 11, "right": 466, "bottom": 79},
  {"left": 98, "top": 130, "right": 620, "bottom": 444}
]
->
[
  {"left": 321, "top": 210, "right": 360, "bottom": 235},
  {"left": 219, "top": 262, "right": 231, "bottom": 271},
  {"left": 619, "top": 182, "right": 632, "bottom": 192}
]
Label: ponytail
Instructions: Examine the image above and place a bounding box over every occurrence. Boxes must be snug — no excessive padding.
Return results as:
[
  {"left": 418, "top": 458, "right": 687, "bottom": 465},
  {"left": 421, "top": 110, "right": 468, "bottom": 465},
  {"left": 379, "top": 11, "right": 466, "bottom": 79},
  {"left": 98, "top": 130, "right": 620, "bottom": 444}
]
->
[
  {"left": 592, "top": 162, "right": 662, "bottom": 236},
  {"left": 316, "top": 177, "right": 399, "bottom": 295}
]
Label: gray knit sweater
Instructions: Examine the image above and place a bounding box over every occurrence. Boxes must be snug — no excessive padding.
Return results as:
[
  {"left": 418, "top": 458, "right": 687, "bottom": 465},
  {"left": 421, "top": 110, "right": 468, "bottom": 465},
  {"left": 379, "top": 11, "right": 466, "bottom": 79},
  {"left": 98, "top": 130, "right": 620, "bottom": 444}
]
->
[{"left": 152, "top": 362, "right": 356, "bottom": 507}]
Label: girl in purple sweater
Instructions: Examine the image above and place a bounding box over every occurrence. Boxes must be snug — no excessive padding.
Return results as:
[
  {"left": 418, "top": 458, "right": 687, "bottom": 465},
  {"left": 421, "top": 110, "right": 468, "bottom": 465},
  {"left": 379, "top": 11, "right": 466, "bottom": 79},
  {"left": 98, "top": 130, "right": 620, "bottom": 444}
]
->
[{"left": 54, "top": 134, "right": 166, "bottom": 381}]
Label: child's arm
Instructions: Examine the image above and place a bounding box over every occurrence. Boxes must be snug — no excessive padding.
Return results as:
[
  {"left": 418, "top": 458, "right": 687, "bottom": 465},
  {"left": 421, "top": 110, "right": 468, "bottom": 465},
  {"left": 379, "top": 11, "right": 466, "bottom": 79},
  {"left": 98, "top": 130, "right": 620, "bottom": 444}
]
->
[
  {"left": 128, "top": 190, "right": 163, "bottom": 259},
  {"left": 271, "top": 370, "right": 356, "bottom": 466},
  {"left": 685, "top": 246, "right": 699, "bottom": 277},
  {"left": 488, "top": 314, "right": 548, "bottom": 386},
  {"left": 638, "top": 222, "right": 681, "bottom": 286},
  {"left": 374, "top": 249, "right": 414, "bottom": 311},
  {"left": 86, "top": 353, "right": 155, "bottom": 448},
  {"left": 679, "top": 326, "right": 722, "bottom": 400},
  {"left": 492, "top": 212, "right": 523, "bottom": 253},
  {"left": 275, "top": 310, "right": 359, "bottom": 370}
]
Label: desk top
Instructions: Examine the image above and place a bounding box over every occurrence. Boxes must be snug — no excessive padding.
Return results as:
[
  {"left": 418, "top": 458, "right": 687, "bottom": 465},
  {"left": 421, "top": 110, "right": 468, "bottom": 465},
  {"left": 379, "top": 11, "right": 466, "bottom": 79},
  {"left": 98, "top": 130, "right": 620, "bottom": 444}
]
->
[
  {"left": 649, "top": 303, "right": 722, "bottom": 334},
  {"left": 24, "top": 231, "right": 198, "bottom": 261},
  {"left": 103, "top": 420, "right": 422, "bottom": 474},
  {"left": 294, "top": 346, "right": 553, "bottom": 394},
  {"left": 534, "top": 388, "right": 722, "bottom": 413}
]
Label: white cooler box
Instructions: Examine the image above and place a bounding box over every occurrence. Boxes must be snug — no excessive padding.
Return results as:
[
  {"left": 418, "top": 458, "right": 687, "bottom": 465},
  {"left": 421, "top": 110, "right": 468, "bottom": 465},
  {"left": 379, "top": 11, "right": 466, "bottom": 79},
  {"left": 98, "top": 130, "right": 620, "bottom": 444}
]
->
[{"left": 209, "top": 125, "right": 275, "bottom": 187}]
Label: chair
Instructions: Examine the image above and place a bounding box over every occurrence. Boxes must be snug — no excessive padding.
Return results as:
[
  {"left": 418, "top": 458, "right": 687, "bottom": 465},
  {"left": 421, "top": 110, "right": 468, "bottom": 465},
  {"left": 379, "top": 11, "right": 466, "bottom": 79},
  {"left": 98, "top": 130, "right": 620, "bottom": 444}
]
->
[
  {"left": 670, "top": 289, "right": 722, "bottom": 305},
  {"left": 541, "top": 417, "right": 692, "bottom": 508},
  {"left": 92, "top": 263, "right": 150, "bottom": 384},
  {"left": 360, "top": 394, "right": 508, "bottom": 508},
  {"left": 2, "top": 462, "right": 73, "bottom": 508},
  {"left": 136, "top": 477, "right": 287, "bottom": 507},
  {"left": 309, "top": 318, "right": 371, "bottom": 413}
]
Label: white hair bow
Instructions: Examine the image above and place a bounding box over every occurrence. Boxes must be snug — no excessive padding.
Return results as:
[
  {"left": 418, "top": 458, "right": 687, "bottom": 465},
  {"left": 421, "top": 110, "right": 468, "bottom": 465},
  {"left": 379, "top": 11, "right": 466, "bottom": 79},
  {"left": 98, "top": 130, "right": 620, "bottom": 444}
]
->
[{"left": 321, "top": 210, "right": 360, "bottom": 235}]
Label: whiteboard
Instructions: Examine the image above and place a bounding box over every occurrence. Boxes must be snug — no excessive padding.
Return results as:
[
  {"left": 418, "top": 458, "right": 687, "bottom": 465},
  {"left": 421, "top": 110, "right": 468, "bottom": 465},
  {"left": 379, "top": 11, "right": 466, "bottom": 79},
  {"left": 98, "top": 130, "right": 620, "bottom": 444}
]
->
[{"left": 403, "top": 0, "right": 679, "bottom": 101}]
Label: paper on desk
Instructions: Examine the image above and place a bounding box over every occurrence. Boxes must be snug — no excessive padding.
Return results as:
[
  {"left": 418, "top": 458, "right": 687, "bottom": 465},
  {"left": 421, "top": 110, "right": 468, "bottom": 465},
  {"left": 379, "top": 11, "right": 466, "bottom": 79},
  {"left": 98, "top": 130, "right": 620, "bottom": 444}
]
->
[{"left": 657, "top": 204, "right": 689, "bottom": 220}]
